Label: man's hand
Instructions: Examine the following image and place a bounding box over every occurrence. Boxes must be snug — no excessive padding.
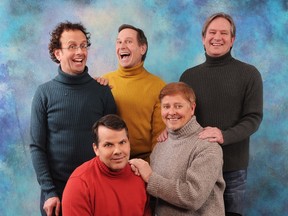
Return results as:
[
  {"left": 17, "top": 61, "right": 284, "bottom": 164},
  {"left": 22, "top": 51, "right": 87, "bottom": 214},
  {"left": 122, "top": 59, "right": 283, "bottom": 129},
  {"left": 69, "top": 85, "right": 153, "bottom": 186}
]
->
[
  {"left": 157, "top": 128, "right": 168, "bottom": 142},
  {"left": 43, "top": 196, "right": 61, "bottom": 216},
  {"left": 129, "top": 159, "right": 152, "bottom": 183},
  {"left": 95, "top": 77, "right": 113, "bottom": 88},
  {"left": 199, "top": 126, "right": 224, "bottom": 144}
]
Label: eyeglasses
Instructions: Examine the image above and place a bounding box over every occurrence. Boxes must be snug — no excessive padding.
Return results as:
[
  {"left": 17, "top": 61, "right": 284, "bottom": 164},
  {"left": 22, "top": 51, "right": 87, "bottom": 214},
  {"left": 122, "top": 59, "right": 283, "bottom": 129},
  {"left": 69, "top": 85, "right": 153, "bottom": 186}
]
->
[{"left": 61, "top": 43, "right": 90, "bottom": 51}]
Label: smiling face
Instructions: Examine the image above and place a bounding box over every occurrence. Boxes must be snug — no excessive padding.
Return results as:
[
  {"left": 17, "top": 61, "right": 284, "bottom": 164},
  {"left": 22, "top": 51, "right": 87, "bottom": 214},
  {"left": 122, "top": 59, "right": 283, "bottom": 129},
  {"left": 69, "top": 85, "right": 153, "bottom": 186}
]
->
[
  {"left": 202, "top": 17, "right": 235, "bottom": 57},
  {"left": 161, "top": 94, "right": 196, "bottom": 131},
  {"left": 116, "top": 28, "right": 147, "bottom": 68},
  {"left": 54, "top": 30, "right": 88, "bottom": 75},
  {"left": 94, "top": 126, "right": 130, "bottom": 172}
]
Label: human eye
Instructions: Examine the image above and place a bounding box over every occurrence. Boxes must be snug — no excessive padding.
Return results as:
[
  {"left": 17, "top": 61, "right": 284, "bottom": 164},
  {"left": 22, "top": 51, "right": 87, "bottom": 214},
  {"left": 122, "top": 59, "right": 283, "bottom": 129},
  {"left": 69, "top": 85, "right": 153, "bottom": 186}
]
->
[
  {"left": 68, "top": 44, "right": 77, "bottom": 50},
  {"left": 125, "top": 40, "right": 132, "bottom": 44},
  {"left": 116, "top": 40, "right": 122, "bottom": 45},
  {"left": 80, "top": 43, "right": 88, "bottom": 49},
  {"left": 175, "top": 104, "right": 183, "bottom": 109},
  {"left": 104, "top": 143, "right": 113, "bottom": 147},
  {"left": 120, "top": 140, "right": 127, "bottom": 145},
  {"left": 162, "top": 104, "right": 170, "bottom": 109}
]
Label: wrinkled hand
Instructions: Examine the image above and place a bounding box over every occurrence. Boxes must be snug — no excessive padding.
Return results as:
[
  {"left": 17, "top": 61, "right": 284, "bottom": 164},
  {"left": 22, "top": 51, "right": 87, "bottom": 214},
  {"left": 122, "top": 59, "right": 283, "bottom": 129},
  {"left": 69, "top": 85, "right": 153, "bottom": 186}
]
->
[
  {"left": 157, "top": 128, "right": 168, "bottom": 142},
  {"left": 43, "top": 196, "right": 61, "bottom": 216},
  {"left": 198, "top": 126, "right": 224, "bottom": 144},
  {"left": 95, "top": 77, "right": 113, "bottom": 89},
  {"left": 129, "top": 159, "right": 152, "bottom": 183}
]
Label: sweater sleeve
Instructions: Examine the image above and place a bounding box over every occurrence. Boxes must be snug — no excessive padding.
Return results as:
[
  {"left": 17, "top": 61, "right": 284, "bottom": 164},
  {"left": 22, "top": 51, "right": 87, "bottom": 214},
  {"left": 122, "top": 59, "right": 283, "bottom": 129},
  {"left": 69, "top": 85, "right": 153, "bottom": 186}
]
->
[
  {"left": 222, "top": 68, "right": 263, "bottom": 145},
  {"left": 29, "top": 87, "right": 58, "bottom": 200},
  {"left": 151, "top": 95, "right": 166, "bottom": 149},
  {"left": 62, "top": 177, "right": 92, "bottom": 216},
  {"left": 147, "top": 143, "right": 223, "bottom": 210},
  {"left": 102, "top": 85, "right": 117, "bottom": 115}
]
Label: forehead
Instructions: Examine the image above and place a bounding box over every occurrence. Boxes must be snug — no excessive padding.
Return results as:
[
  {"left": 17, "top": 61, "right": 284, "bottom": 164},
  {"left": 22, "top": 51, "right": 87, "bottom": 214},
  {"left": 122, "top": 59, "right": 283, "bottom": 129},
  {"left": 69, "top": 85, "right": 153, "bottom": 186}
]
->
[
  {"left": 98, "top": 126, "right": 128, "bottom": 143},
  {"left": 60, "top": 30, "right": 86, "bottom": 42},
  {"left": 161, "top": 94, "right": 189, "bottom": 104},
  {"left": 207, "top": 17, "right": 231, "bottom": 30},
  {"left": 117, "top": 28, "right": 138, "bottom": 39}
]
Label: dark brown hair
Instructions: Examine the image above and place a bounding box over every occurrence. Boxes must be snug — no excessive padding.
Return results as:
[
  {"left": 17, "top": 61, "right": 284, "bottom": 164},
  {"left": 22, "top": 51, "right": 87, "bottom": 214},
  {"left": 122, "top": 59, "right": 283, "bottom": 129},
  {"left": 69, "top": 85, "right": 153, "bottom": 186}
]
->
[
  {"left": 48, "top": 21, "right": 91, "bottom": 63},
  {"left": 118, "top": 24, "right": 148, "bottom": 61},
  {"left": 92, "top": 114, "right": 128, "bottom": 147}
]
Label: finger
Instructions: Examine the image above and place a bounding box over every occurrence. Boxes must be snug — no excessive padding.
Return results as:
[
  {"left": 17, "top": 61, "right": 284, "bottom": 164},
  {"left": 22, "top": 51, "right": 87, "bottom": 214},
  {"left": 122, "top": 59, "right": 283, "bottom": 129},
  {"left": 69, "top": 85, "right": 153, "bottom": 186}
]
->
[{"left": 55, "top": 202, "right": 61, "bottom": 216}]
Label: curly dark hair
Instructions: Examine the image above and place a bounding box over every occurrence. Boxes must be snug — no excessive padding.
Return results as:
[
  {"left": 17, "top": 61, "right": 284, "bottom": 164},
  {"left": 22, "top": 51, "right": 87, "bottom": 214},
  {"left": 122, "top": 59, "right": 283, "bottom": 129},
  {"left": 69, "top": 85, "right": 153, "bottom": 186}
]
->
[{"left": 48, "top": 21, "right": 91, "bottom": 63}]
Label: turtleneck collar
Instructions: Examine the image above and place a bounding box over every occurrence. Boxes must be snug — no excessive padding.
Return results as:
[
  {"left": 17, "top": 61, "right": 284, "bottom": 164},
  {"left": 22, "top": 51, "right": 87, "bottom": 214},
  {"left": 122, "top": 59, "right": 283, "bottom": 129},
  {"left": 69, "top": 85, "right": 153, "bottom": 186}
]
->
[
  {"left": 117, "top": 62, "right": 147, "bottom": 78},
  {"left": 54, "top": 66, "right": 92, "bottom": 85},
  {"left": 96, "top": 156, "right": 130, "bottom": 178},
  {"left": 205, "top": 51, "right": 233, "bottom": 66},
  {"left": 168, "top": 116, "right": 201, "bottom": 140}
]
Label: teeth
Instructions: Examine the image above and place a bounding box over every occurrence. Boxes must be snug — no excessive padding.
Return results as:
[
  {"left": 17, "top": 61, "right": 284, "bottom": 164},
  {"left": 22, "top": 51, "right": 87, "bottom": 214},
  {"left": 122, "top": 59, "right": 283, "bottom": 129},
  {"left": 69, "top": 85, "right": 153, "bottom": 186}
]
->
[
  {"left": 120, "top": 52, "right": 130, "bottom": 55},
  {"left": 212, "top": 43, "right": 222, "bottom": 46}
]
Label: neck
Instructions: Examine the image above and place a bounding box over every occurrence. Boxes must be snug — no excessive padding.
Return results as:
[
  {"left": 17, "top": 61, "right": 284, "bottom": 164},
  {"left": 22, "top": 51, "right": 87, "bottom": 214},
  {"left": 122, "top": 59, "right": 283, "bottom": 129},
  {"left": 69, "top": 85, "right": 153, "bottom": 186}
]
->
[
  {"left": 205, "top": 51, "right": 232, "bottom": 66},
  {"left": 117, "top": 62, "right": 145, "bottom": 77}
]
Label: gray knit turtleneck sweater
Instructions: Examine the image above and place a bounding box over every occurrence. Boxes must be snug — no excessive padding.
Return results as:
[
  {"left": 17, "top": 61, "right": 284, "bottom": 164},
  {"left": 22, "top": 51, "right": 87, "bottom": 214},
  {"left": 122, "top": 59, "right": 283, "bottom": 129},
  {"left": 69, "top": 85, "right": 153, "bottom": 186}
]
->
[{"left": 148, "top": 116, "right": 225, "bottom": 216}]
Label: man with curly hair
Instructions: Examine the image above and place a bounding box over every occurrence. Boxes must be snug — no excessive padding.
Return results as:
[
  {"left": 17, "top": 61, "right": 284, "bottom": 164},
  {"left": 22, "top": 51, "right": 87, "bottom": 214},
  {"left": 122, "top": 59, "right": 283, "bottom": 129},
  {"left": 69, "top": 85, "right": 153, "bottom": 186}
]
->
[{"left": 29, "top": 21, "right": 116, "bottom": 216}]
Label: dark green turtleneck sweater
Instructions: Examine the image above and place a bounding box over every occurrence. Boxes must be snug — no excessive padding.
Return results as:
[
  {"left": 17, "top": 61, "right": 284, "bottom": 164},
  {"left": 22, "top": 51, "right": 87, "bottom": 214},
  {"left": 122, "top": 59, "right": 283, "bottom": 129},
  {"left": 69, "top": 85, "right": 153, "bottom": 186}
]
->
[
  {"left": 30, "top": 66, "right": 116, "bottom": 200},
  {"left": 180, "top": 51, "right": 263, "bottom": 171}
]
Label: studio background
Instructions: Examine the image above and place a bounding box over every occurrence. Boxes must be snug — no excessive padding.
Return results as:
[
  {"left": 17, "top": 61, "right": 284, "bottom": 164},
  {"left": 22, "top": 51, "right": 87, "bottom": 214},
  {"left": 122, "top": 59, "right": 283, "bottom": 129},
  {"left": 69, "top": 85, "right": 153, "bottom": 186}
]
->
[{"left": 0, "top": 0, "right": 287, "bottom": 215}]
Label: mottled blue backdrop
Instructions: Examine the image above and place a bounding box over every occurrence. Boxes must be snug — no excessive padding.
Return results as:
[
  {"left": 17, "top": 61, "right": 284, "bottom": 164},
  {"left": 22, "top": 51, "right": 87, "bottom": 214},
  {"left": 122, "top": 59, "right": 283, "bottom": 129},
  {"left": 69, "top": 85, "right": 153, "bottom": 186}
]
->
[{"left": 0, "top": 0, "right": 287, "bottom": 215}]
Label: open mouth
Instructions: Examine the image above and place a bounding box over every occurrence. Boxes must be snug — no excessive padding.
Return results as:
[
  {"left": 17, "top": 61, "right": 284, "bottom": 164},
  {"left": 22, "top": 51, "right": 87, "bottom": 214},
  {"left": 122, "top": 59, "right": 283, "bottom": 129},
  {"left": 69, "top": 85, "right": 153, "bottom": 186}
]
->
[
  {"left": 120, "top": 52, "right": 130, "bottom": 59},
  {"left": 211, "top": 42, "right": 223, "bottom": 46},
  {"left": 73, "top": 58, "right": 84, "bottom": 63}
]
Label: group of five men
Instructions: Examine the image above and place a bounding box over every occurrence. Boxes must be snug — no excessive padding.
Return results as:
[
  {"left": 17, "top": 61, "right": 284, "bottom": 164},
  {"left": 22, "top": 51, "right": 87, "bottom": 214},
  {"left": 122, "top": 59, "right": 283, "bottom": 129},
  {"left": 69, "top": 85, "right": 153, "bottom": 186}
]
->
[{"left": 30, "top": 12, "right": 263, "bottom": 216}]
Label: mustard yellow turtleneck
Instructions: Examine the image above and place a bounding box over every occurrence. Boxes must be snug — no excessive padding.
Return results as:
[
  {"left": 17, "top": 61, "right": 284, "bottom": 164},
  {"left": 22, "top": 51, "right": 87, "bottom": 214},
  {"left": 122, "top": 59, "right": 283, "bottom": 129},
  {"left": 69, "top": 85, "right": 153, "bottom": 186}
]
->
[{"left": 103, "top": 62, "right": 166, "bottom": 161}]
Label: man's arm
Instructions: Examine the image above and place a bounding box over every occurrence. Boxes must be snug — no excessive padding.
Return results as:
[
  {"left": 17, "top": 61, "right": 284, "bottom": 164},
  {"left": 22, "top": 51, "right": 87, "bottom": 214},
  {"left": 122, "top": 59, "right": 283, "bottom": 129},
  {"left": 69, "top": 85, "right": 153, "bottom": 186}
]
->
[
  {"left": 62, "top": 177, "right": 92, "bottom": 215},
  {"left": 199, "top": 69, "right": 263, "bottom": 145},
  {"left": 29, "top": 88, "right": 59, "bottom": 202}
]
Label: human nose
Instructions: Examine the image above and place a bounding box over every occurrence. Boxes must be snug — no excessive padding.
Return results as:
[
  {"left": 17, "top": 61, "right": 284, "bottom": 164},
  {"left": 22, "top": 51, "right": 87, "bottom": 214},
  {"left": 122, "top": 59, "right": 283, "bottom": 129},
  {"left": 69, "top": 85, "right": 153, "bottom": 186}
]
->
[
  {"left": 214, "top": 32, "right": 222, "bottom": 39},
  {"left": 167, "top": 107, "right": 176, "bottom": 115},
  {"left": 113, "top": 145, "right": 122, "bottom": 154},
  {"left": 119, "top": 42, "right": 127, "bottom": 49}
]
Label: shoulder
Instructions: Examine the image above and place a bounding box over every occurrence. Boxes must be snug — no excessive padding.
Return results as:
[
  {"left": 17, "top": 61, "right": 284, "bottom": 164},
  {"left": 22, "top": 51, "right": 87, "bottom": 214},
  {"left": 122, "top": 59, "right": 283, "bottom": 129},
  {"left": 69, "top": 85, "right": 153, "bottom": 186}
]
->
[
  {"left": 233, "top": 59, "right": 261, "bottom": 75},
  {"left": 70, "top": 158, "right": 96, "bottom": 178},
  {"left": 145, "top": 70, "right": 165, "bottom": 82},
  {"left": 195, "top": 139, "right": 223, "bottom": 156},
  {"left": 102, "top": 71, "right": 117, "bottom": 79},
  {"left": 180, "top": 64, "right": 204, "bottom": 78}
]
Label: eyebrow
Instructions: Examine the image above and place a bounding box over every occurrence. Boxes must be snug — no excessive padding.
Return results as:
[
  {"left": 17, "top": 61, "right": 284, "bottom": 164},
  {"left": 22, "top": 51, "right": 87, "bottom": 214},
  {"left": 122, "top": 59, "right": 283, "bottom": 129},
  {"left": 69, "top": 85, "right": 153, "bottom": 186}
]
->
[
  {"left": 66, "top": 39, "right": 87, "bottom": 44},
  {"left": 117, "top": 37, "right": 134, "bottom": 40}
]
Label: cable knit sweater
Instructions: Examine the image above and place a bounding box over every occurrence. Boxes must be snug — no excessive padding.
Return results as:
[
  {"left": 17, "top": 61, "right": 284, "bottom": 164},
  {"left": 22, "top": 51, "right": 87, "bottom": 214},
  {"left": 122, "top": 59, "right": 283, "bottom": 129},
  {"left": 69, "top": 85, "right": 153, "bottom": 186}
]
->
[
  {"left": 103, "top": 62, "right": 166, "bottom": 161},
  {"left": 62, "top": 157, "right": 151, "bottom": 216},
  {"left": 148, "top": 116, "right": 225, "bottom": 216},
  {"left": 180, "top": 51, "right": 263, "bottom": 171},
  {"left": 30, "top": 66, "right": 116, "bottom": 201}
]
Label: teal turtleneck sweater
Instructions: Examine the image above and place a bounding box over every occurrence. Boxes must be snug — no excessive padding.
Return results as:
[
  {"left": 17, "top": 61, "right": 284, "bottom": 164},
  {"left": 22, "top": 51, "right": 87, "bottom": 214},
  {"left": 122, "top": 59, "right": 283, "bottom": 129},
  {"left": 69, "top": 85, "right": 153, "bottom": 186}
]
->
[
  {"left": 180, "top": 51, "right": 263, "bottom": 171},
  {"left": 30, "top": 66, "right": 116, "bottom": 200}
]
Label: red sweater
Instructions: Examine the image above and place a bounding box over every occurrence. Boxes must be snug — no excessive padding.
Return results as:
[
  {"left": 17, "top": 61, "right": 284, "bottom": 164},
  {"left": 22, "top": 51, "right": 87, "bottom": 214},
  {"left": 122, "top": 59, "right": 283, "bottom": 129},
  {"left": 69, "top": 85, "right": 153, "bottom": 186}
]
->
[{"left": 62, "top": 157, "right": 151, "bottom": 216}]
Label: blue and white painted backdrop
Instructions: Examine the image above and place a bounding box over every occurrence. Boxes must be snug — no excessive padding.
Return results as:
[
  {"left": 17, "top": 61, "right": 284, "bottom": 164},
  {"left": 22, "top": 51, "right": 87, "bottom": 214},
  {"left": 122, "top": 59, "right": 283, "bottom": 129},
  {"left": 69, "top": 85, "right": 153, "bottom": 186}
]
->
[{"left": 0, "top": 0, "right": 287, "bottom": 215}]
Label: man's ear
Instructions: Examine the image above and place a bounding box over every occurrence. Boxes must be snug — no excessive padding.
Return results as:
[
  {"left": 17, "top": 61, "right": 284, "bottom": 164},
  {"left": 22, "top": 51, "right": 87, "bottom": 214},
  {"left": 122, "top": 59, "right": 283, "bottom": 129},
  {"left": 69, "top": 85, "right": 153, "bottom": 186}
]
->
[
  {"left": 93, "top": 143, "right": 98, "bottom": 156},
  {"left": 140, "top": 44, "right": 147, "bottom": 55},
  {"left": 54, "top": 49, "right": 61, "bottom": 62}
]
